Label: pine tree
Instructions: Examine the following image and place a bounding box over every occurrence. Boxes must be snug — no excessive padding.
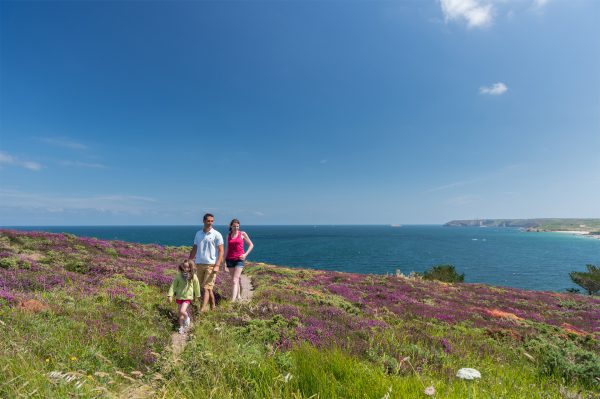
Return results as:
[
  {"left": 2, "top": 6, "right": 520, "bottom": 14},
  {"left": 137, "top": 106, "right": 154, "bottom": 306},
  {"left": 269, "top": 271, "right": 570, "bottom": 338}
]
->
[{"left": 569, "top": 264, "right": 600, "bottom": 295}]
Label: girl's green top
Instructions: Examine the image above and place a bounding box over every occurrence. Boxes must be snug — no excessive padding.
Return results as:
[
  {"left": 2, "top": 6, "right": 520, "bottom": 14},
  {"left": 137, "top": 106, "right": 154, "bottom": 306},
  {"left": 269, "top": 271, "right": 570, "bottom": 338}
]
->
[{"left": 168, "top": 273, "right": 201, "bottom": 300}]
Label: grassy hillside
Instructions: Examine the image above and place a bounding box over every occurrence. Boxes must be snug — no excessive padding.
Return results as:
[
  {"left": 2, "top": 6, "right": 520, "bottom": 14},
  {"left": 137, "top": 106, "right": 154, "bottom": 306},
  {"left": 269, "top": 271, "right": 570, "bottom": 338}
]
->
[{"left": 1, "top": 229, "right": 599, "bottom": 398}]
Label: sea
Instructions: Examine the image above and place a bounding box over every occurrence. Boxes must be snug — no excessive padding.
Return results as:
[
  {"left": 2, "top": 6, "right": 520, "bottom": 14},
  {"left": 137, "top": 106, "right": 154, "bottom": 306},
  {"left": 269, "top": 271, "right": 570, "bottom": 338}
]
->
[{"left": 6, "top": 225, "right": 600, "bottom": 292}]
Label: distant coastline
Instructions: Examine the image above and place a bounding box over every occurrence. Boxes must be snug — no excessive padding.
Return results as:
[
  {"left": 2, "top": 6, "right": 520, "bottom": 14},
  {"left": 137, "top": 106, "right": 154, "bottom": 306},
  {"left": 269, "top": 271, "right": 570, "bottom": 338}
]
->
[{"left": 444, "top": 218, "right": 600, "bottom": 240}]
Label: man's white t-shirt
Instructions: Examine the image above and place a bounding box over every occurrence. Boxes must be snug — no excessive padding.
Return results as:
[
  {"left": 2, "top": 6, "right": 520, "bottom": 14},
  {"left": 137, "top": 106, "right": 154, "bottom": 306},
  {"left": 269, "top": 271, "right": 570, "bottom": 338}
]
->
[{"left": 193, "top": 228, "right": 224, "bottom": 264}]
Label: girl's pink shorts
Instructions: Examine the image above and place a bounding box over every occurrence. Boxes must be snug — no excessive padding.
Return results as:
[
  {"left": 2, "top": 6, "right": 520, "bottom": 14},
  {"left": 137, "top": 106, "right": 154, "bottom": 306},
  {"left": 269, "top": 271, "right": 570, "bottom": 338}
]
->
[{"left": 176, "top": 299, "right": 191, "bottom": 305}]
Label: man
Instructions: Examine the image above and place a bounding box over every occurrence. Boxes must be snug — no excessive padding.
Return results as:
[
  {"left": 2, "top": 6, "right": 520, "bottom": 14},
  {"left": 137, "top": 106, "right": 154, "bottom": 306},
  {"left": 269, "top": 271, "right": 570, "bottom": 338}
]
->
[{"left": 189, "top": 213, "right": 224, "bottom": 312}]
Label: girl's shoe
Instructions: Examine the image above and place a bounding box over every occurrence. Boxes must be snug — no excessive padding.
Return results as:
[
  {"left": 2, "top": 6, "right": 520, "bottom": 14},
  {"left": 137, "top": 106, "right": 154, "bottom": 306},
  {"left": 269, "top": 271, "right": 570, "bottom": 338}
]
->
[
  {"left": 178, "top": 326, "right": 185, "bottom": 335},
  {"left": 184, "top": 316, "right": 191, "bottom": 327}
]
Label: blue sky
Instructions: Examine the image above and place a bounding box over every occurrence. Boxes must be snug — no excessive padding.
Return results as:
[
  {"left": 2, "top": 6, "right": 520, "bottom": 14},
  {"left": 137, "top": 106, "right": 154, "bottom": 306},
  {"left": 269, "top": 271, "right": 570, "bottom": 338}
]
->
[{"left": 1, "top": 0, "right": 599, "bottom": 225}]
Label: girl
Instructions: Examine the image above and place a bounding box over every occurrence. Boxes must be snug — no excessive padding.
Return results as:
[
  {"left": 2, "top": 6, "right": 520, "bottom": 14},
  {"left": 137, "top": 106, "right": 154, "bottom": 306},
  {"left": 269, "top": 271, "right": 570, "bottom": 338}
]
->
[
  {"left": 225, "top": 219, "right": 254, "bottom": 302},
  {"left": 168, "top": 259, "right": 201, "bottom": 334}
]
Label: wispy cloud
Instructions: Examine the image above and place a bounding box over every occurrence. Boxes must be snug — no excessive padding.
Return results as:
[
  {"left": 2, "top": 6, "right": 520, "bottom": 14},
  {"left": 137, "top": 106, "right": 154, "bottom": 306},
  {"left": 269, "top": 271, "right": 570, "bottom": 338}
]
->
[
  {"left": 41, "top": 137, "right": 87, "bottom": 150},
  {"left": 479, "top": 82, "right": 508, "bottom": 95},
  {"left": 426, "top": 177, "right": 484, "bottom": 193},
  {"left": 533, "top": 0, "right": 550, "bottom": 8},
  {"left": 59, "top": 160, "right": 106, "bottom": 169},
  {"left": 254, "top": 211, "right": 265, "bottom": 217},
  {"left": 445, "top": 195, "right": 476, "bottom": 206},
  {"left": 319, "top": 159, "right": 328, "bottom": 164},
  {"left": 439, "top": 0, "right": 493, "bottom": 28},
  {"left": 425, "top": 164, "right": 524, "bottom": 193},
  {"left": 0, "top": 189, "right": 157, "bottom": 214},
  {"left": 0, "top": 151, "right": 43, "bottom": 171}
]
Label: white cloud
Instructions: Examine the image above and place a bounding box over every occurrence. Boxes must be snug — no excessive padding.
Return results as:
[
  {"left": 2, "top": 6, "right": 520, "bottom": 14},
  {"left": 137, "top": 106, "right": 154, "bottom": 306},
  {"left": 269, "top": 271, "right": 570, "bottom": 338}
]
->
[
  {"left": 320, "top": 159, "right": 328, "bottom": 164},
  {"left": 533, "top": 0, "right": 549, "bottom": 8},
  {"left": 41, "top": 137, "right": 87, "bottom": 150},
  {"left": 439, "top": 0, "right": 494, "bottom": 28},
  {"left": 253, "top": 211, "right": 265, "bottom": 217},
  {"left": 479, "top": 82, "right": 508, "bottom": 95},
  {"left": 439, "top": 1, "right": 552, "bottom": 29},
  {"left": 0, "top": 151, "right": 43, "bottom": 171},
  {"left": 59, "top": 160, "right": 106, "bottom": 169}
]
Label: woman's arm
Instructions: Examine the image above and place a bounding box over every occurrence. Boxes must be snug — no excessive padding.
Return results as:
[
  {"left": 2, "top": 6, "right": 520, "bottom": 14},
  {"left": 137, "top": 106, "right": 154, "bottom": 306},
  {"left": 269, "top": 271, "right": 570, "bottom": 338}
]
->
[{"left": 241, "top": 232, "right": 254, "bottom": 260}]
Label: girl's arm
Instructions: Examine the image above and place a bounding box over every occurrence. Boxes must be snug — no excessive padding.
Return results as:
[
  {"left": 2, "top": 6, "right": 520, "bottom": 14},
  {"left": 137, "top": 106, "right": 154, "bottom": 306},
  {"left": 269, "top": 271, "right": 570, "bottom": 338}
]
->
[
  {"left": 241, "top": 232, "right": 254, "bottom": 260},
  {"left": 168, "top": 276, "right": 178, "bottom": 301},
  {"left": 193, "top": 275, "right": 201, "bottom": 299}
]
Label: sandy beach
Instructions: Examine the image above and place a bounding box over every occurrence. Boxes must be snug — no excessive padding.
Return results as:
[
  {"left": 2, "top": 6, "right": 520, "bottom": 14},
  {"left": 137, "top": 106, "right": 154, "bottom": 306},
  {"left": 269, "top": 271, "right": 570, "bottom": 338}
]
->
[{"left": 551, "top": 230, "right": 600, "bottom": 240}]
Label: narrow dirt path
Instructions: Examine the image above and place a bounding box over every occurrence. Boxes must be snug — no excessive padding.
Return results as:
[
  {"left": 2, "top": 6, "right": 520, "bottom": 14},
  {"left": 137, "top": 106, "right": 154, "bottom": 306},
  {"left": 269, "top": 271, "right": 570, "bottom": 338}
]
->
[
  {"left": 239, "top": 273, "right": 254, "bottom": 302},
  {"left": 119, "top": 274, "right": 254, "bottom": 398}
]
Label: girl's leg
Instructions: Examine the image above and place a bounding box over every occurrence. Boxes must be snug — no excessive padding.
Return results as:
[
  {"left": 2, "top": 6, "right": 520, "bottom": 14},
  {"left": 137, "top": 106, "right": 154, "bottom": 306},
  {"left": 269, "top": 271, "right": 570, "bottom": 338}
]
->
[
  {"left": 179, "top": 302, "right": 189, "bottom": 327},
  {"left": 201, "top": 288, "right": 210, "bottom": 312},
  {"left": 232, "top": 267, "right": 243, "bottom": 301}
]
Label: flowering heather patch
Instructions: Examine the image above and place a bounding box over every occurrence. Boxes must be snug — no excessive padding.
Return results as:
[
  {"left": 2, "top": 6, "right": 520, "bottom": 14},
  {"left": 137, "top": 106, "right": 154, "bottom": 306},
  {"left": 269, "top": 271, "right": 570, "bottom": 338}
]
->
[
  {"left": 242, "top": 263, "right": 600, "bottom": 389},
  {"left": 0, "top": 229, "right": 223, "bottom": 299},
  {"left": 277, "top": 267, "right": 600, "bottom": 339}
]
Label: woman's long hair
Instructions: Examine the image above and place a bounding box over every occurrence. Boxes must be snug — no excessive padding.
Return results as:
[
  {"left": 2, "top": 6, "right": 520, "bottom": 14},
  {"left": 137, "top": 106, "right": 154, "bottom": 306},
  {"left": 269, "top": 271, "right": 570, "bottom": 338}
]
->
[{"left": 229, "top": 218, "right": 241, "bottom": 234}]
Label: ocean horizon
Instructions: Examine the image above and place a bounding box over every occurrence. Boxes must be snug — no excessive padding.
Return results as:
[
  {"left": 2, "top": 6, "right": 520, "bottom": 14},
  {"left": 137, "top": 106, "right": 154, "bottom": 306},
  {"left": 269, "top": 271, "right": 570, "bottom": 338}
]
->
[{"left": 5, "top": 224, "right": 600, "bottom": 293}]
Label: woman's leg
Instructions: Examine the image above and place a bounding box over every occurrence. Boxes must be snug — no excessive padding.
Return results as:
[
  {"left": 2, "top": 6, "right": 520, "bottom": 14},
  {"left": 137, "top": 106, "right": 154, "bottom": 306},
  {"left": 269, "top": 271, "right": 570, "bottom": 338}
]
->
[
  {"left": 229, "top": 266, "right": 240, "bottom": 301},
  {"left": 232, "top": 267, "right": 243, "bottom": 301}
]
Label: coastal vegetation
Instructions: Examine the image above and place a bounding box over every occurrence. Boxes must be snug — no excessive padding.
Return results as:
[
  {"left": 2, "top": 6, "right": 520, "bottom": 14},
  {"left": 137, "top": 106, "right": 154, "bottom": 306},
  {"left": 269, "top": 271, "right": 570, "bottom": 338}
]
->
[
  {"left": 570, "top": 264, "right": 600, "bottom": 296},
  {"left": 1, "top": 229, "right": 599, "bottom": 398},
  {"left": 418, "top": 264, "right": 465, "bottom": 283},
  {"left": 445, "top": 218, "right": 600, "bottom": 232}
]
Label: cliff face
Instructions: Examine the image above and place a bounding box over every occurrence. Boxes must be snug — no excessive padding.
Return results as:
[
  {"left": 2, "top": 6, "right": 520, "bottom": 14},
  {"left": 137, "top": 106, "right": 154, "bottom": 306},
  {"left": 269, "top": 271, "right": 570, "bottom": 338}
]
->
[{"left": 444, "top": 218, "right": 600, "bottom": 231}]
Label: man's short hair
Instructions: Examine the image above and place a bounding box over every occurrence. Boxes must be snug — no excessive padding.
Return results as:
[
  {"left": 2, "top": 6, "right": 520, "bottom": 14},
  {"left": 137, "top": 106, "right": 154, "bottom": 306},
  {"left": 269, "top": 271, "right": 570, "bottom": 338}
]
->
[{"left": 203, "top": 213, "right": 214, "bottom": 222}]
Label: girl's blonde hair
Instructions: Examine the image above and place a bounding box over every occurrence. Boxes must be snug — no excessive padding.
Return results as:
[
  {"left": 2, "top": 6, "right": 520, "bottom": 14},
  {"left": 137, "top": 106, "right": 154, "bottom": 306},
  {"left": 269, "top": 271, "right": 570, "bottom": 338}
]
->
[{"left": 179, "top": 259, "right": 196, "bottom": 282}]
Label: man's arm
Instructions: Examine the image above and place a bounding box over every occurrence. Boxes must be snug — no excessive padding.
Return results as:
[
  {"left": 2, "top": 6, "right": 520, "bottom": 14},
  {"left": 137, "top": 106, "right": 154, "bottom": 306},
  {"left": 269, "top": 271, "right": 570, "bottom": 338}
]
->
[
  {"left": 188, "top": 244, "right": 197, "bottom": 261},
  {"left": 214, "top": 244, "right": 224, "bottom": 272}
]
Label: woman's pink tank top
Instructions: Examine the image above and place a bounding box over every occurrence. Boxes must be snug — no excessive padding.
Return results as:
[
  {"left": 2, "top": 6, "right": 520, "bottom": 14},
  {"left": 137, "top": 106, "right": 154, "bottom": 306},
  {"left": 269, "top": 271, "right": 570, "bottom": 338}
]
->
[{"left": 226, "top": 232, "right": 244, "bottom": 260}]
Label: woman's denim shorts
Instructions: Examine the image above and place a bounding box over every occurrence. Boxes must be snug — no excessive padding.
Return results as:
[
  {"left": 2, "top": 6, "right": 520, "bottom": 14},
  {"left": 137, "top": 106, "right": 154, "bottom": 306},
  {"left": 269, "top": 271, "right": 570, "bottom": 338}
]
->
[{"left": 226, "top": 259, "right": 245, "bottom": 268}]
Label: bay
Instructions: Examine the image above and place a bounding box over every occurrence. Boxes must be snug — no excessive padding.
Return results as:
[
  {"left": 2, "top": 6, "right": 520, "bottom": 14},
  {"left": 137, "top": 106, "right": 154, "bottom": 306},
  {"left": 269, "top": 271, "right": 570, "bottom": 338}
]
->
[{"left": 7, "top": 225, "right": 600, "bottom": 292}]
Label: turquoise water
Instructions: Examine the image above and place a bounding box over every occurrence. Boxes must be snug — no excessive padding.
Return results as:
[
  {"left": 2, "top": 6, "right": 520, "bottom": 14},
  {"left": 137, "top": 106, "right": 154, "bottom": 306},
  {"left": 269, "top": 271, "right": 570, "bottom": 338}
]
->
[{"left": 7, "top": 225, "right": 600, "bottom": 292}]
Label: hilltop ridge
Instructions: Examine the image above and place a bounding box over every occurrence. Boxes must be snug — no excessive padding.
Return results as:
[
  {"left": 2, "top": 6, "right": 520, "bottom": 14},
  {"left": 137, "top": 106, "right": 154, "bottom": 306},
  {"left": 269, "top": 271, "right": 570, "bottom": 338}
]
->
[
  {"left": 445, "top": 218, "right": 600, "bottom": 233},
  {"left": 1, "top": 229, "right": 599, "bottom": 398}
]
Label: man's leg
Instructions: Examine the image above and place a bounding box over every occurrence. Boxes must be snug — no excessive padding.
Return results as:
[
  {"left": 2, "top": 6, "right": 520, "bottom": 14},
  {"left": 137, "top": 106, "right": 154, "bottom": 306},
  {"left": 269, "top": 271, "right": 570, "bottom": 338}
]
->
[
  {"left": 208, "top": 289, "right": 216, "bottom": 309},
  {"left": 201, "top": 288, "right": 210, "bottom": 312},
  {"left": 197, "top": 264, "right": 210, "bottom": 312}
]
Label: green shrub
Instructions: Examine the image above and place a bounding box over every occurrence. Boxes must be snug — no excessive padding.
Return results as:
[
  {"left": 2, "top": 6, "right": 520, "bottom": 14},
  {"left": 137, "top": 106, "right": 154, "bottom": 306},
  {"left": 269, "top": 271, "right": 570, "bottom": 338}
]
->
[
  {"left": 0, "top": 256, "right": 20, "bottom": 269},
  {"left": 569, "top": 264, "right": 600, "bottom": 295},
  {"left": 0, "top": 256, "right": 32, "bottom": 270},
  {"left": 525, "top": 334, "right": 600, "bottom": 387},
  {"left": 64, "top": 259, "right": 89, "bottom": 274},
  {"left": 421, "top": 264, "right": 465, "bottom": 283}
]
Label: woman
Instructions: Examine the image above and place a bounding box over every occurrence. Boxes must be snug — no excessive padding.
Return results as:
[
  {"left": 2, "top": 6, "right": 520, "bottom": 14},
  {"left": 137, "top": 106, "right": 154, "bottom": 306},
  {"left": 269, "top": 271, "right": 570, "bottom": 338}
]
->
[{"left": 225, "top": 219, "right": 254, "bottom": 301}]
